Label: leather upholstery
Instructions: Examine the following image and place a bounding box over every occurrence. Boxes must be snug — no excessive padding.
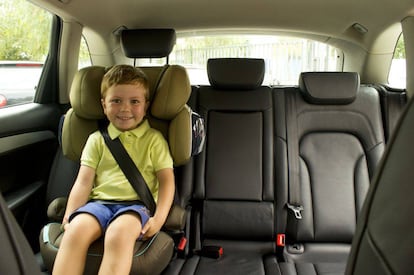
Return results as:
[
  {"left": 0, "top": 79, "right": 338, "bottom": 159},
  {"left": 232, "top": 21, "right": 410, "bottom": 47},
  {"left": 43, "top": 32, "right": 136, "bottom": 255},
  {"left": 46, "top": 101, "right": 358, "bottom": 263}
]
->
[
  {"left": 121, "top": 29, "right": 176, "bottom": 58},
  {"left": 277, "top": 73, "right": 386, "bottom": 274},
  {"left": 0, "top": 194, "right": 42, "bottom": 275},
  {"left": 207, "top": 58, "right": 265, "bottom": 90},
  {"left": 346, "top": 95, "right": 414, "bottom": 274},
  {"left": 179, "top": 58, "right": 276, "bottom": 274},
  {"left": 299, "top": 72, "right": 359, "bottom": 105}
]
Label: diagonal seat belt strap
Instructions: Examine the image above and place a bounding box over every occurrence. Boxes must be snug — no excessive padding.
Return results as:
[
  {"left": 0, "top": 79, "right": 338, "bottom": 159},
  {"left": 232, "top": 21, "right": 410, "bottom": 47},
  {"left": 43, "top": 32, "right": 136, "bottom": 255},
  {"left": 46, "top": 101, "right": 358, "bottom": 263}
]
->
[{"left": 99, "top": 120, "right": 156, "bottom": 215}]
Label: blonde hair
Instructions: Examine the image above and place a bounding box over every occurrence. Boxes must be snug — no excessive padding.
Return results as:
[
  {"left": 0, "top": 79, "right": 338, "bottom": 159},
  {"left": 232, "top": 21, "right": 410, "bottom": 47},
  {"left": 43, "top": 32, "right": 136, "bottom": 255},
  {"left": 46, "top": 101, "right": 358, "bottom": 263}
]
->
[{"left": 101, "top": 65, "right": 149, "bottom": 100}]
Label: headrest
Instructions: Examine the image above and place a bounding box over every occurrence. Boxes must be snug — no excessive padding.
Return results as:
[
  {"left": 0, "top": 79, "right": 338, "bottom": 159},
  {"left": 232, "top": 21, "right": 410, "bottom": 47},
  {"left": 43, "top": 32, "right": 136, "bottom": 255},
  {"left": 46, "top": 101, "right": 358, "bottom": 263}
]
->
[
  {"left": 299, "top": 72, "right": 360, "bottom": 105},
  {"left": 69, "top": 66, "right": 106, "bottom": 120},
  {"left": 120, "top": 29, "right": 176, "bottom": 58},
  {"left": 207, "top": 58, "right": 265, "bottom": 90},
  {"left": 65, "top": 65, "right": 192, "bottom": 165},
  {"left": 69, "top": 65, "right": 190, "bottom": 120}
]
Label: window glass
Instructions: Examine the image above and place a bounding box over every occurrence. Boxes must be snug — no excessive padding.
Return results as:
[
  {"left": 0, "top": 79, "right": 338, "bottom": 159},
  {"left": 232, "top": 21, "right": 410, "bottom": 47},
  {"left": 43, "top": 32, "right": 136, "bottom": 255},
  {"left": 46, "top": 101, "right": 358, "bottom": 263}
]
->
[
  {"left": 0, "top": 0, "right": 52, "bottom": 108},
  {"left": 78, "top": 36, "right": 92, "bottom": 69},
  {"left": 165, "top": 35, "right": 343, "bottom": 85},
  {"left": 388, "top": 34, "right": 406, "bottom": 89}
]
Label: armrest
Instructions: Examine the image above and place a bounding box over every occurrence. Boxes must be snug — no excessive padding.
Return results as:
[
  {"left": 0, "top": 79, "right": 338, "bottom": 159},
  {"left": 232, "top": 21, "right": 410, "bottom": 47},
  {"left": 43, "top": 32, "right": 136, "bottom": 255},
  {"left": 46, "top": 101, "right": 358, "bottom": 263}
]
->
[
  {"left": 47, "top": 197, "right": 67, "bottom": 222},
  {"left": 164, "top": 205, "right": 187, "bottom": 231}
]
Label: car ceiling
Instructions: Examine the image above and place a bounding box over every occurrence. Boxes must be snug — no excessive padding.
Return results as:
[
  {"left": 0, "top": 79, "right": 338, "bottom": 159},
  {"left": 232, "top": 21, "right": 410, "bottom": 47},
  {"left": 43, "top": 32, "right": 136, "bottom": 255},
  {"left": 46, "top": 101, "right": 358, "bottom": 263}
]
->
[{"left": 32, "top": 0, "right": 414, "bottom": 50}]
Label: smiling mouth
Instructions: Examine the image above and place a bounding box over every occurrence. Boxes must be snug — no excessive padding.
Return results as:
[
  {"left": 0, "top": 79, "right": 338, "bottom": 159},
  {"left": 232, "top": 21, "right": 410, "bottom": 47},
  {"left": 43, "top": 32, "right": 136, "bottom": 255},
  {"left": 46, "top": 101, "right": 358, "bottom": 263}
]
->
[{"left": 117, "top": 116, "right": 133, "bottom": 121}]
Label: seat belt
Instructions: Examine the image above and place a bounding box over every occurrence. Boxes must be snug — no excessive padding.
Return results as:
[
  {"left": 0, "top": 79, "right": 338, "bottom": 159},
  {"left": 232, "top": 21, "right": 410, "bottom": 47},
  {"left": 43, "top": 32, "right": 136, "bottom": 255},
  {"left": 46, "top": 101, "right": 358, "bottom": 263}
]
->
[
  {"left": 98, "top": 120, "right": 156, "bottom": 215},
  {"left": 375, "top": 84, "right": 407, "bottom": 142},
  {"left": 285, "top": 89, "right": 303, "bottom": 239}
]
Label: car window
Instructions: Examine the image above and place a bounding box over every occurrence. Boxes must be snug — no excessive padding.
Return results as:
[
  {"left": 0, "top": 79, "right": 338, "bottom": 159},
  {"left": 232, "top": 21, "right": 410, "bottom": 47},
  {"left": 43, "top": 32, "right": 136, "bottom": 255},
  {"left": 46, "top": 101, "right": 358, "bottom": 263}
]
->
[
  {"left": 150, "top": 35, "right": 343, "bottom": 85},
  {"left": 79, "top": 36, "right": 92, "bottom": 69},
  {"left": 0, "top": 0, "right": 52, "bottom": 108},
  {"left": 388, "top": 34, "right": 406, "bottom": 89}
]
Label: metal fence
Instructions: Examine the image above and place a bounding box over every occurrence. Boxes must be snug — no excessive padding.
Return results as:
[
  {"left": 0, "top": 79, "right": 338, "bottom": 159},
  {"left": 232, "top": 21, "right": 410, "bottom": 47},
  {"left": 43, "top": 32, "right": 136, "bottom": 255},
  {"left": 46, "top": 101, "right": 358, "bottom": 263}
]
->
[{"left": 138, "top": 39, "right": 342, "bottom": 85}]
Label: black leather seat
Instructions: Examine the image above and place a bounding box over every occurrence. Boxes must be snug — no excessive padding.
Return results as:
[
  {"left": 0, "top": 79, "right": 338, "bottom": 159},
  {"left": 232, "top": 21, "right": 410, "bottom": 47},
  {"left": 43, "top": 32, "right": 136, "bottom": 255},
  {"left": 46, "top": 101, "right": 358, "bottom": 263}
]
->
[
  {"left": 345, "top": 91, "right": 414, "bottom": 274},
  {"left": 276, "top": 72, "right": 386, "bottom": 274},
  {"left": 174, "top": 58, "right": 276, "bottom": 275}
]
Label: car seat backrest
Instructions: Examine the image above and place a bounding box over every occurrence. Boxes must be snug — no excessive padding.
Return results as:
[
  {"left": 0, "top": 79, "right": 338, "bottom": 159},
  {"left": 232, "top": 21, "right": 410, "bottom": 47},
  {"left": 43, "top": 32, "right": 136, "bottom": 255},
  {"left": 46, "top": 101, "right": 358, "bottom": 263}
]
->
[
  {"left": 0, "top": 193, "right": 42, "bottom": 275},
  {"left": 345, "top": 91, "right": 414, "bottom": 275},
  {"left": 194, "top": 58, "right": 275, "bottom": 241},
  {"left": 290, "top": 72, "right": 385, "bottom": 243}
]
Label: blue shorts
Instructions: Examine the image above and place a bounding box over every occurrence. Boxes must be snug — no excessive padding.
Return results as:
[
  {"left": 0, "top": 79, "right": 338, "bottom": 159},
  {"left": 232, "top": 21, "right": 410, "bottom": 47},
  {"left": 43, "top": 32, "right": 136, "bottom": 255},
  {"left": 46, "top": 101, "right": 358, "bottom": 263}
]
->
[{"left": 69, "top": 201, "right": 151, "bottom": 234}]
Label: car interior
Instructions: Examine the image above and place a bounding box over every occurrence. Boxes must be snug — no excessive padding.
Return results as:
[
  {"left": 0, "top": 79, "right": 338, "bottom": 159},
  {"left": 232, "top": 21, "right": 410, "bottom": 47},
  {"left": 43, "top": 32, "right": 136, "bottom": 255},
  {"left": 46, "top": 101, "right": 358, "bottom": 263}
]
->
[{"left": 1, "top": 0, "right": 414, "bottom": 274}]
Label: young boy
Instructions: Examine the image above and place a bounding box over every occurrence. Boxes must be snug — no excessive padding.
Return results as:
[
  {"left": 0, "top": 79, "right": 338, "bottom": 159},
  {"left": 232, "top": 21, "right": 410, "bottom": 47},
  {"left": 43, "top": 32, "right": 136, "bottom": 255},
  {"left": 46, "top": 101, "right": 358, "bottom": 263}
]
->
[{"left": 52, "top": 65, "right": 175, "bottom": 275}]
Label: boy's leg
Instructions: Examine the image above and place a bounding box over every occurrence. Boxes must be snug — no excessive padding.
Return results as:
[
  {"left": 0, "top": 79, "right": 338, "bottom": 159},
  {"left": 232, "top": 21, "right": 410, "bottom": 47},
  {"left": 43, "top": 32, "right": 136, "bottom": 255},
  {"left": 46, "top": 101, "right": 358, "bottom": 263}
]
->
[
  {"left": 52, "top": 213, "right": 102, "bottom": 275},
  {"left": 98, "top": 213, "right": 142, "bottom": 275}
]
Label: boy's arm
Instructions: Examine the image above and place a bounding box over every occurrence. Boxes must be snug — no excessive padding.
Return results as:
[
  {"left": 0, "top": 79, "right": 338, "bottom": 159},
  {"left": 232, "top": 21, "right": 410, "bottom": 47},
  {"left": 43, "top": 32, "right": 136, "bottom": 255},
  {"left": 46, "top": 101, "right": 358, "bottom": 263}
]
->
[
  {"left": 142, "top": 167, "right": 175, "bottom": 238},
  {"left": 62, "top": 165, "right": 95, "bottom": 228}
]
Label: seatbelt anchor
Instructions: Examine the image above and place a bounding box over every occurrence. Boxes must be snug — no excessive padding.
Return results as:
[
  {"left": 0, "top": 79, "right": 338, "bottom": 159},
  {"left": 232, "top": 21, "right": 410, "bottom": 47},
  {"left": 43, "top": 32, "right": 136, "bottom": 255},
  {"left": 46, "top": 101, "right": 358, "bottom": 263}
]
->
[{"left": 286, "top": 203, "right": 304, "bottom": 219}]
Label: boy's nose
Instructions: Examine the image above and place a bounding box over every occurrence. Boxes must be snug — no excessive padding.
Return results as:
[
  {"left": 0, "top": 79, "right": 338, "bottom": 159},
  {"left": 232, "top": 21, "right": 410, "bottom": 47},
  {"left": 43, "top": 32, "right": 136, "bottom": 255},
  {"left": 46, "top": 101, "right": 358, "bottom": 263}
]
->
[{"left": 120, "top": 101, "right": 131, "bottom": 110}]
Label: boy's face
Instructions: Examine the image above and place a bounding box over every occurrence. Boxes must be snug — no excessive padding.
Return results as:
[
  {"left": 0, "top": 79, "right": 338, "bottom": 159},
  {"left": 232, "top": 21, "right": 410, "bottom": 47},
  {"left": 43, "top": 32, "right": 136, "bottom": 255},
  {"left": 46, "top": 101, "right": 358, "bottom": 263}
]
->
[{"left": 101, "top": 83, "right": 149, "bottom": 131}]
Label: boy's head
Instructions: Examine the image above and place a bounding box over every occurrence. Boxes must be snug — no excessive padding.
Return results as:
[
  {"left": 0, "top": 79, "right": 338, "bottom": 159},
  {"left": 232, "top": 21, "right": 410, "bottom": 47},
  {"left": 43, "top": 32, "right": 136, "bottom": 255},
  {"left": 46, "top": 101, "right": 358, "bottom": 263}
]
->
[
  {"left": 101, "top": 65, "right": 150, "bottom": 100},
  {"left": 101, "top": 65, "right": 150, "bottom": 131}
]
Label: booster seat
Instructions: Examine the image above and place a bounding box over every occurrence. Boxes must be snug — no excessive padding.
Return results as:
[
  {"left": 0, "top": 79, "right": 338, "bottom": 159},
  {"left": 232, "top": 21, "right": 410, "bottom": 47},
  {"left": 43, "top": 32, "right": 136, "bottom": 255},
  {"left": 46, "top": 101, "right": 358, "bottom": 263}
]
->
[{"left": 40, "top": 29, "right": 197, "bottom": 275}]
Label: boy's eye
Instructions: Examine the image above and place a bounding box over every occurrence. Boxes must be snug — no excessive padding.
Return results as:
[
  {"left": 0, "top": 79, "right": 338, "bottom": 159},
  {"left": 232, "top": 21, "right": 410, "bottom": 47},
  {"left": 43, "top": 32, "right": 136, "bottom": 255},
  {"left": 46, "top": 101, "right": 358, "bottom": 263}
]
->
[
  {"left": 131, "top": 99, "right": 141, "bottom": 104},
  {"left": 110, "top": 99, "right": 121, "bottom": 103}
]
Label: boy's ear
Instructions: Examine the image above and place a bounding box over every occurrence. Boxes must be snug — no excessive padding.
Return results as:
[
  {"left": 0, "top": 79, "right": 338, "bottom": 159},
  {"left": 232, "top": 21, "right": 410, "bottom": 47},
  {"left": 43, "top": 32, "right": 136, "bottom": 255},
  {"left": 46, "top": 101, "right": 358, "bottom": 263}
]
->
[{"left": 101, "top": 98, "right": 107, "bottom": 113}]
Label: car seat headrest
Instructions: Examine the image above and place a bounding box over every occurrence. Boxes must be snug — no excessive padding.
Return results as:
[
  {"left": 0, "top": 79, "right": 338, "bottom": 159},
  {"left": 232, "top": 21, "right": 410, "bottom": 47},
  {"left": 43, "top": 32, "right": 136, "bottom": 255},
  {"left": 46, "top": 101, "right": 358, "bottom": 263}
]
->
[
  {"left": 69, "top": 65, "right": 190, "bottom": 120},
  {"left": 299, "top": 72, "right": 359, "bottom": 105},
  {"left": 207, "top": 58, "right": 265, "bottom": 90},
  {"left": 120, "top": 29, "right": 176, "bottom": 58},
  {"left": 151, "top": 65, "right": 191, "bottom": 120},
  {"left": 69, "top": 66, "right": 106, "bottom": 120},
  {"left": 64, "top": 65, "right": 192, "bottom": 165}
]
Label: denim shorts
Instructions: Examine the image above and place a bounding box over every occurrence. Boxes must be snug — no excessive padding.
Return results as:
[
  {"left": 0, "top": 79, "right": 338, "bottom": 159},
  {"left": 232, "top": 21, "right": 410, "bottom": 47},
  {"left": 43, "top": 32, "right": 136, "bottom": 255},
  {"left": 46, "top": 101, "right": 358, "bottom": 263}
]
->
[{"left": 69, "top": 201, "right": 151, "bottom": 234}]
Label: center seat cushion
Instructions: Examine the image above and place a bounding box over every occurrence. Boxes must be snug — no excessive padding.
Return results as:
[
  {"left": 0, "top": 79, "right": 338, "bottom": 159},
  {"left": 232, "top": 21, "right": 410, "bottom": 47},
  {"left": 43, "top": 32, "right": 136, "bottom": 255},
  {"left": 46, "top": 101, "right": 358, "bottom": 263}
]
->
[
  {"left": 277, "top": 72, "right": 385, "bottom": 275},
  {"left": 175, "top": 58, "right": 276, "bottom": 275}
]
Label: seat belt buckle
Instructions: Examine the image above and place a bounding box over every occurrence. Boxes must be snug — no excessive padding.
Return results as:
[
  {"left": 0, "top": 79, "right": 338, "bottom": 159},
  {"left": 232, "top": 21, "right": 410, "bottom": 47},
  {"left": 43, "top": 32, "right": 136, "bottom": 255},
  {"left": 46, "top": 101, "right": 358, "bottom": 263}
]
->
[{"left": 286, "top": 203, "right": 304, "bottom": 219}]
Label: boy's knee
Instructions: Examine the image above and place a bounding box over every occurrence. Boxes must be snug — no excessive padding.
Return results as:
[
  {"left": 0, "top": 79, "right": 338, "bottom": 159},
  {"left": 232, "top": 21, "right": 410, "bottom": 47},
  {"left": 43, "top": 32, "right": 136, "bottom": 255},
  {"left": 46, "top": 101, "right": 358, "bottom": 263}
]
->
[
  {"left": 105, "top": 222, "right": 140, "bottom": 246},
  {"left": 65, "top": 215, "right": 101, "bottom": 241}
]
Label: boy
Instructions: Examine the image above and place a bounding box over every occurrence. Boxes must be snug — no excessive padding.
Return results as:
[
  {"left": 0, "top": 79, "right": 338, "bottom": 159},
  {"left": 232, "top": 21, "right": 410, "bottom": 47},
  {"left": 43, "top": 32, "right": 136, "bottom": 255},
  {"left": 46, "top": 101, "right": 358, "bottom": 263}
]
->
[{"left": 53, "top": 65, "right": 175, "bottom": 275}]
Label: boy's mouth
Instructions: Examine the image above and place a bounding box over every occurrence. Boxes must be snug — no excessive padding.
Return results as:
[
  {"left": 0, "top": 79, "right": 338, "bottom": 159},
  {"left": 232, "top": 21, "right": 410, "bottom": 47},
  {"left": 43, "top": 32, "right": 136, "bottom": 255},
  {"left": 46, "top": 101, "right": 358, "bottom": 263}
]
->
[{"left": 117, "top": 116, "right": 133, "bottom": 121}]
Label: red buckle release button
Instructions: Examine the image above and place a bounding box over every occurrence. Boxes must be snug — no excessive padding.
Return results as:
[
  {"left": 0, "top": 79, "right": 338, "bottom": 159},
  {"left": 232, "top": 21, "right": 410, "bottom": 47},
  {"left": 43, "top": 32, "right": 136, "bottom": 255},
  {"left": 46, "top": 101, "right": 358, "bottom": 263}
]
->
[
  {"left": 178, "top": 237, "right": 187, "bottom": 251},
  {"left": 277, "top": 234, "right": 285, "bottom": 247}
]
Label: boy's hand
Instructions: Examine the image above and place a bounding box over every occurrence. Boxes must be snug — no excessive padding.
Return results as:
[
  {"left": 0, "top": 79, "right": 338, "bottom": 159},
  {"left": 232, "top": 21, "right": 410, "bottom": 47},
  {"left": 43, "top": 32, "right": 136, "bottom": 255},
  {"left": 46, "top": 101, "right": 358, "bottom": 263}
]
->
[
  {"left": 60, "top": 217, "right": 70, "bottom": 232},
  {"left": 141, "top": 216, "right": 163, "bottom": 239}
]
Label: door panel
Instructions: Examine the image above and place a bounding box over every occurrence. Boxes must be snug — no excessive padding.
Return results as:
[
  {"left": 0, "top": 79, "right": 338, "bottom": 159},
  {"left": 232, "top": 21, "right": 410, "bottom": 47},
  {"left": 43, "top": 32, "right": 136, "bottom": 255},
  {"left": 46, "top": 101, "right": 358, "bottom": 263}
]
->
[{"left": 0, "top": 103, "right": 61, "bottom": 250}]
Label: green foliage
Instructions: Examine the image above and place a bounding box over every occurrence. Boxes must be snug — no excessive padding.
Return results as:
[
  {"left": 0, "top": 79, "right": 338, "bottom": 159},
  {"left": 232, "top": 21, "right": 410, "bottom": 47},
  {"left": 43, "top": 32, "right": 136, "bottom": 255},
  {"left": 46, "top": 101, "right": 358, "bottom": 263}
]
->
[
  {"left": 393, "top": 34, "right": 405, "bottom": 59},
  {"left": 0, "top": 0, "right": 52, "bottom": 61}
]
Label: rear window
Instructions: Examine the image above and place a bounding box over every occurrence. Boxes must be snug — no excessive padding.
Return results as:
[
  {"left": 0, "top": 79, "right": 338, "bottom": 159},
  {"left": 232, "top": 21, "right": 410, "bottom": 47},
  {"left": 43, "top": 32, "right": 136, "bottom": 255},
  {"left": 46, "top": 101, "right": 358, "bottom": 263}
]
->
[
  {"left": 388, "top": 34, "right": 406, "bottom": 89},
  {"left": 137, "top": 35, "right": 343, "bottom": 85}
]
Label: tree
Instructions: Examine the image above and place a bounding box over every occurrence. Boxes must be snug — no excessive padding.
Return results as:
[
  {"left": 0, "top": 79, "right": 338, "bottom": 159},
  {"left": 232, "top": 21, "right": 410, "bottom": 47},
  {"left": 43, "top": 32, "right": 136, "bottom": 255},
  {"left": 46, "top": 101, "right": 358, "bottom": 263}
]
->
[
  {"left": 0, "top": 0, "right": 52, "bottom": 61},
  {"left": 393, "top": 34, "right": 405, "bottom": 59}
]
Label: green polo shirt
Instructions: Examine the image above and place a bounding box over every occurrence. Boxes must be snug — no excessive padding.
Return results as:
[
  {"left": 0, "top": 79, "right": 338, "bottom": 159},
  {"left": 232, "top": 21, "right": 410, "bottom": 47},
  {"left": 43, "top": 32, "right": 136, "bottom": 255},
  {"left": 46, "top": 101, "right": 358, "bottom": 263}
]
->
[{"left": 80, "top": 120, "right": 173, "bottom": 203}]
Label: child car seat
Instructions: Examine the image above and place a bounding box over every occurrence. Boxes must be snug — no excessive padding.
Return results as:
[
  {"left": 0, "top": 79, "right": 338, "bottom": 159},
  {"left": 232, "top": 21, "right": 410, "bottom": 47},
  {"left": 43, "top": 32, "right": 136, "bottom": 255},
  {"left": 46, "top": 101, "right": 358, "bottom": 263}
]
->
[{"left": 39, "top": 62, "right": 195, "bottom": 274}]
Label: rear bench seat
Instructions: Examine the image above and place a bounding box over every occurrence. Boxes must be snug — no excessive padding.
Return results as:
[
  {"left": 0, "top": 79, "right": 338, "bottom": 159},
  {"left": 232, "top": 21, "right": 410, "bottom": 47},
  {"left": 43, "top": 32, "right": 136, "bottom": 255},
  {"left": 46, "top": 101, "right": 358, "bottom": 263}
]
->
[{"left": 167, "top": 67, "right": 388, "bottom": 275}]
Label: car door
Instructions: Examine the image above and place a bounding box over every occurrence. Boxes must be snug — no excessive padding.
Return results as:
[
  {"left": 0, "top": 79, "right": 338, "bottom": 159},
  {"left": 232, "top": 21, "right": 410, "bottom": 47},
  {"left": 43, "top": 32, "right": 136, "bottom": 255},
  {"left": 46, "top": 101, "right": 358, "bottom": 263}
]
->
[{"left": 0, "top": 4, "right": 63, "bottom": 251}]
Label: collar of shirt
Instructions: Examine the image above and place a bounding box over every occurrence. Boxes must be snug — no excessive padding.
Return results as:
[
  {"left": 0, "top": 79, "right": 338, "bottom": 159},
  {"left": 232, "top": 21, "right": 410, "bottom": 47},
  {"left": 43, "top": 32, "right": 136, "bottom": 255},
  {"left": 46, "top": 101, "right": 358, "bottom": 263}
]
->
[{"left": 107, "top": 119, "right": 150, "bottom": 140}]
